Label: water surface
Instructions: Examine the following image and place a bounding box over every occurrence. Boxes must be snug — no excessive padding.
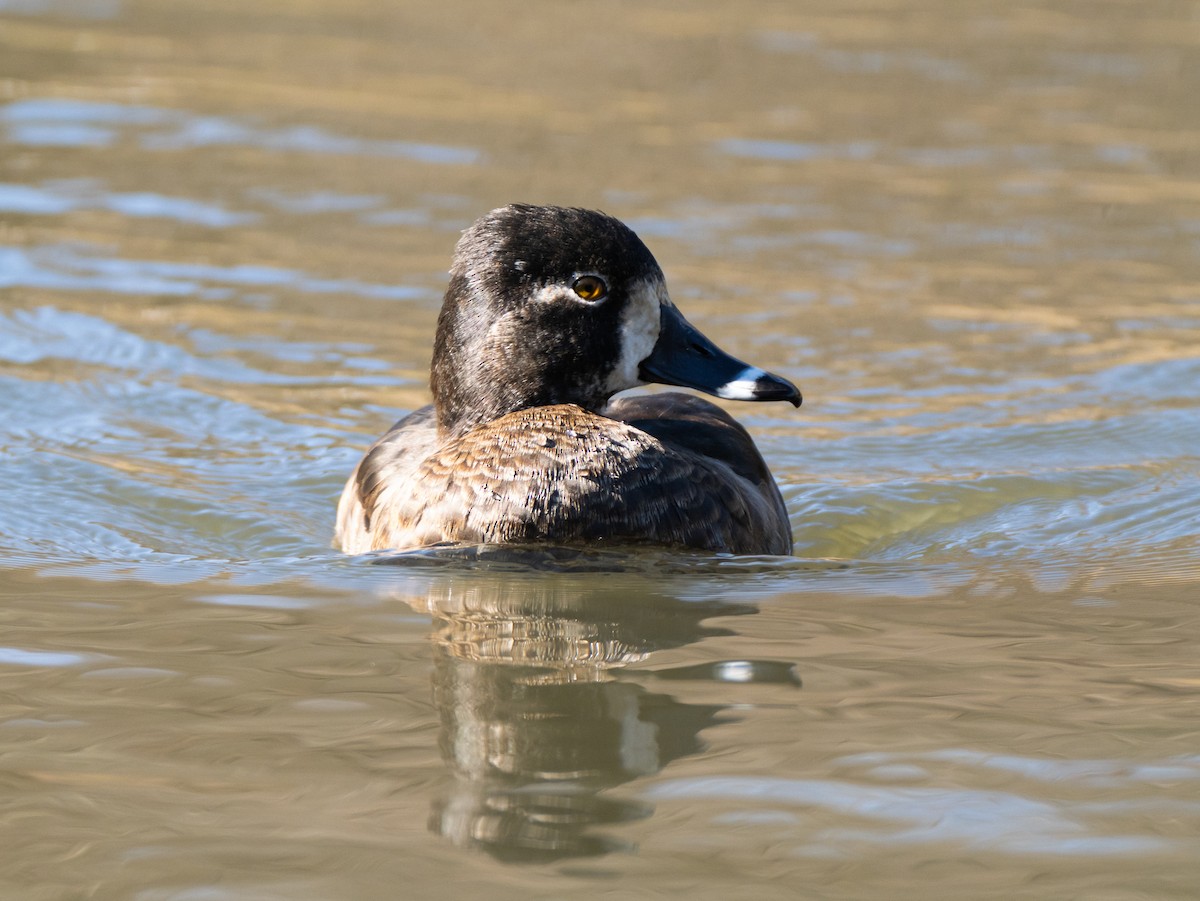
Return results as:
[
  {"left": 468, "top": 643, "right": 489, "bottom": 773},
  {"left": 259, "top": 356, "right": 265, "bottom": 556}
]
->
[{"left": 1, "top": 0, "right": 1199, "bottom": 898}]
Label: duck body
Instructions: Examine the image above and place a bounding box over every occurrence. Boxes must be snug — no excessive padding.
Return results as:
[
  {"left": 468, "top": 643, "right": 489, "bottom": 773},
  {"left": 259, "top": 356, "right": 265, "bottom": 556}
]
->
[
  {"left": 336, "top": 205, "right": 801, "bottom": 557},
  {"left": 337, "top": 394, "right": 791, "bottom": 555}
]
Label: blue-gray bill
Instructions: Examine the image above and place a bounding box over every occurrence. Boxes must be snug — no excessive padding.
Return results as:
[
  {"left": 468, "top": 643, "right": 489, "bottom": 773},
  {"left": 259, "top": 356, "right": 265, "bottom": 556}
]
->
[{"left": 637, "top": 303, "right": 802, "bottom": 407}]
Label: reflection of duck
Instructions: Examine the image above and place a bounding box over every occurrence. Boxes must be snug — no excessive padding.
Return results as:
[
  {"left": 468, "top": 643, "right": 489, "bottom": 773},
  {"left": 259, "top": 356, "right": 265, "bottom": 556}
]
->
[
  {"left": 407, "top": 568, "right": 756, "bottom": 862},
  {"left": 337, "top": 204, "right": 801, "bottom": 556}
]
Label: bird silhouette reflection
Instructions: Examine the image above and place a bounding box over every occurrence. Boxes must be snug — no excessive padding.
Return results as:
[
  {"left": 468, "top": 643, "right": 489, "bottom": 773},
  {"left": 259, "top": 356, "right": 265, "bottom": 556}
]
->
[{"left": 387, "top": 547, "right": 761, "bottom": 862}]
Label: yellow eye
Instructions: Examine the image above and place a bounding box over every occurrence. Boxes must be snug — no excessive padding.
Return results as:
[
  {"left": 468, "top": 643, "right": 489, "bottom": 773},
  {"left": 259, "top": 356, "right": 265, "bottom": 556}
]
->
[{"left": 572, "top": 275, "right": 608, "bottom": 301}]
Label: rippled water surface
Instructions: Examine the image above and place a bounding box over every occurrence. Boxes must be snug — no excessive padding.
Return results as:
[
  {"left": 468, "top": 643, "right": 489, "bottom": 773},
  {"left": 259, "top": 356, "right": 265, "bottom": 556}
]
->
[{"left": 2, "top": 1, "right": 1199, "bottom": 898}]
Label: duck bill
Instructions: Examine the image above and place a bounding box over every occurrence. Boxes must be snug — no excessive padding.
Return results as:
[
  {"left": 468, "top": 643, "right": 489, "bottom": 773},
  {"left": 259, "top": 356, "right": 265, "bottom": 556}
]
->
[{"left": 638, "top": 304, "right": 802, "bottom": 407}]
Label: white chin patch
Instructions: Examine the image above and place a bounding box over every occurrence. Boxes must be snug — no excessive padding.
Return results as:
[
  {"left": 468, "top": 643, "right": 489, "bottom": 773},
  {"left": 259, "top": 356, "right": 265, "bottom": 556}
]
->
[
  {"left": 715, "top": 366, "right": 770, "bottom": 400},
  {"left": 607, "top": 277, "right": 664, "bottom": 393}
]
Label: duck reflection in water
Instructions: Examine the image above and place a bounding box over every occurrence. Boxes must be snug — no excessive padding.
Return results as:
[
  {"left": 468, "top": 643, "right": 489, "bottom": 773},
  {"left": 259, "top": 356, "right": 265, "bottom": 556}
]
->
[{"left": 387, "top": 553, "right": 798, "bottom": 863}]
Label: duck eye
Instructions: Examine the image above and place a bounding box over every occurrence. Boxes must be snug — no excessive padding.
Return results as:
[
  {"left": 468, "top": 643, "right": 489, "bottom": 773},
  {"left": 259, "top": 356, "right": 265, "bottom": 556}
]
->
[{"left": 572, "top": 275, "right": 608, "bottom": 301}]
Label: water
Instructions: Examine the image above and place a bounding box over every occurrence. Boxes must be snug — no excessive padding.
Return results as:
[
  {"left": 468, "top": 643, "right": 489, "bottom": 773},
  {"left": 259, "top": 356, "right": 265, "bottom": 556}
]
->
[{"left": 2, "top": 0, "right": 1199, "bottom": 898}]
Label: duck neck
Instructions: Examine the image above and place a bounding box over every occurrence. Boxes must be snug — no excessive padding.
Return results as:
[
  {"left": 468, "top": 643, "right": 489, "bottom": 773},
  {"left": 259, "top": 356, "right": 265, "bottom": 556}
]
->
[
  {"left": 429, "top": 324, "right": 570, "bottom": 439},
  {"left": 432, "top": 368, "right": 591, "bottom": 436}
]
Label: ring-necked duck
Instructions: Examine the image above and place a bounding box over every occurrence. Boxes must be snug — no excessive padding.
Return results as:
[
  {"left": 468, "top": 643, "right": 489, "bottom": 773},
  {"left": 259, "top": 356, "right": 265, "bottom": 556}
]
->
[{"left": 336, "top": 204, "right": 801, "bottom": 556}]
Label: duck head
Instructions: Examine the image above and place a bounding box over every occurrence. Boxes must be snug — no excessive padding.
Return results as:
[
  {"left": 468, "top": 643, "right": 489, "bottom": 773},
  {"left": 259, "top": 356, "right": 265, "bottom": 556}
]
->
[{"left": 431, "top": 204, "right": 802, "bottom": 434}]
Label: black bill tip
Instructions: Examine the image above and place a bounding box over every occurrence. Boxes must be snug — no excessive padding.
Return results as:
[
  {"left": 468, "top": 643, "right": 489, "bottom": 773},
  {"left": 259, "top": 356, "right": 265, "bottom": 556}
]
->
[{"left": 712, "top": 366, "right": 803, "bottom": 407}]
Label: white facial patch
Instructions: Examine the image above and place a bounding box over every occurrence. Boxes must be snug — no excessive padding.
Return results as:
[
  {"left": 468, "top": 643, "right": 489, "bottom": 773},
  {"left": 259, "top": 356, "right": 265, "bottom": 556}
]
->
[
  {"left": 607, "top": 277, "right": 664, "bottom": 393},
  {"left": 715, "top": 366, "right": 772, "bottom": 400}
]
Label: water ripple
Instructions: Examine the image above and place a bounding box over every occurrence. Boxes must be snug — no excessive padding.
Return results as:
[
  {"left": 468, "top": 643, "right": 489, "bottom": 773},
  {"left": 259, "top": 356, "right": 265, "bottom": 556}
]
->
[
  {"left": 0, "top": 180, "right": 255, "bottom": 227},
  {"left": 0, "top": 246, "right": 424, "bottom": 301},
  {"left": 646, "top": 764, "right": 1198, "bottom": 857},
  {"left": 1, "top": 98, "right": 483, "bottom": 164}
]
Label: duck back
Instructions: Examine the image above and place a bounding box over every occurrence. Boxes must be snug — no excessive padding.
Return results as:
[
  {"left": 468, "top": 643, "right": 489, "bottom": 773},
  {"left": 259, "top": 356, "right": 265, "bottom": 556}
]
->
[{"left": 336, "top": 394, "right": 791, "bottom": 556}]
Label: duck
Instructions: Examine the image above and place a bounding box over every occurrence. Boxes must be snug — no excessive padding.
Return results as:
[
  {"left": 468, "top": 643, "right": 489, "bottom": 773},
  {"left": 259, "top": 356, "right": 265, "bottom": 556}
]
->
[{"left": 335, "top": 204, "right": 802, "bottom": 556}]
